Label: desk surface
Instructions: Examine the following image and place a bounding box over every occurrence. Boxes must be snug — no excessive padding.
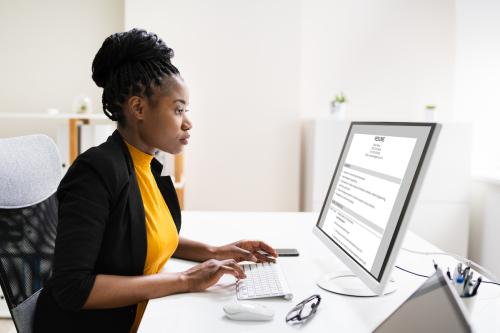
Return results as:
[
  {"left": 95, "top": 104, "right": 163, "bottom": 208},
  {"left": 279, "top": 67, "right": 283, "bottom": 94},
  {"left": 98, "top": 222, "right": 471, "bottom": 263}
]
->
[{"left": 139, "top": 212, "right": 500, "bottom": 333}]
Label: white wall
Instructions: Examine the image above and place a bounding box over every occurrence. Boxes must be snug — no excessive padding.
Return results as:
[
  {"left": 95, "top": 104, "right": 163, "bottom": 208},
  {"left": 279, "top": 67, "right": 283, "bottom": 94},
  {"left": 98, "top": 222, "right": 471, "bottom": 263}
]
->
[
  {"left": 300, "top": 0, "right": 455, "bottom": 121},
  {"left": 454, "top": 0, "right": 500, "bottom": 174},
  {"left": 454, "top": 0, "right": 500, "bottom": 276},
  {"left": 125, "top": 0, "right": 302, "bottom": 211},
  {"left": 126, "top": 0, "right": 455, "bottom": 211},
  {"left": 1, "top": 1, "right": 457, "bottom": 214},
  {"left": 0, "top": 0, "right": 123, "bottom": 139}
]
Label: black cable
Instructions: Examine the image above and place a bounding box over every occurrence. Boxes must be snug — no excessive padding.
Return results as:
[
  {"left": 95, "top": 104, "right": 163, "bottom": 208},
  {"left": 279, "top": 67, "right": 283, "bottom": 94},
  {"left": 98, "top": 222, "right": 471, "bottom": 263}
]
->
[
  {"left": 483, "top": 281, "right": 500, "bottom": 286},
  {"left": 396, "top": 265, "right": 500, "bottom": 286},
  {"left": 395, "top": 265, "right": 429, "bottom": 278}
]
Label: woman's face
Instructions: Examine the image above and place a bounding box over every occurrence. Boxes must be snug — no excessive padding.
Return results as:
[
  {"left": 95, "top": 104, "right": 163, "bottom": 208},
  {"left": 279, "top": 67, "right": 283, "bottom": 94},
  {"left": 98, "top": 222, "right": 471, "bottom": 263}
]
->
[{"left": 139, "top": 75, "right": 192, "bottom": 155}]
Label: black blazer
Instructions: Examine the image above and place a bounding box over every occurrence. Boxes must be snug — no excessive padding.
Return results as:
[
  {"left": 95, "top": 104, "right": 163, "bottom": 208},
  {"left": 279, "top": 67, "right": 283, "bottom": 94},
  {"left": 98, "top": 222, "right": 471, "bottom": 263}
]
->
[{"left": 34, "top": 130, "right": 181, "bottom": 332}]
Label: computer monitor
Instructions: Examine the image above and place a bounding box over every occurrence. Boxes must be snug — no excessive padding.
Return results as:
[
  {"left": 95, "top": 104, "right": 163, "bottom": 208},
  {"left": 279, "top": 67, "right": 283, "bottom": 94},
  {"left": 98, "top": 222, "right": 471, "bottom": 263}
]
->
[{"left": 312, "top": 122, "right": 440, "bottom": 296}]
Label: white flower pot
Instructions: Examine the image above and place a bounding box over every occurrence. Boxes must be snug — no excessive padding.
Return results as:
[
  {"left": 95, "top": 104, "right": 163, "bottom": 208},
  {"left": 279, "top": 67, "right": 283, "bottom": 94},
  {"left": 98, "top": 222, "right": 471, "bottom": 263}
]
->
[
  {"left": 331, "top": 103, "right": 346, "bottom": 119},
  {"left": 424, "top": 108, "right": 435, "bottom": 122}
]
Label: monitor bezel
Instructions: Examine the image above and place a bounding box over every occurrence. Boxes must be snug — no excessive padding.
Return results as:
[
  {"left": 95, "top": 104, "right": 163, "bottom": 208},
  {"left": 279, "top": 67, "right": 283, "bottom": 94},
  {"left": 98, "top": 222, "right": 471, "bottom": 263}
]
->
[{"left": 312, "top": 121, "right": 441, "bottom": 295}]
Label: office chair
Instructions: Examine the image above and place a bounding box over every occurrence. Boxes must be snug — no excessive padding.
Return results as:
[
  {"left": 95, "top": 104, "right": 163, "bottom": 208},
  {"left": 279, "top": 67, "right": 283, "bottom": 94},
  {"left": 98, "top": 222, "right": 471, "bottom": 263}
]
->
[{"left": 0, "top": 134, "right": 61, "bottom": 333}]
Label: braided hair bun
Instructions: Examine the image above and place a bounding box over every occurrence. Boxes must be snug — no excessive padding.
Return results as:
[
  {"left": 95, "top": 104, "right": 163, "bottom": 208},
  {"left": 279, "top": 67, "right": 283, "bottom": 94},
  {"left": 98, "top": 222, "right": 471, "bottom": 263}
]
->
[{"left": 91, "top": 28, "right": 179, "bottom": 123}]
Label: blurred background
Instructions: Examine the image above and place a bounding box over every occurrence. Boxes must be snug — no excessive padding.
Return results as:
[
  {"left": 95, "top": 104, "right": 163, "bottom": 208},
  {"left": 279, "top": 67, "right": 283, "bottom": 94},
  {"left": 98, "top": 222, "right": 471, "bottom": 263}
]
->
[{"left": 0, "top": 0, "right": 499, "bottom": 275}]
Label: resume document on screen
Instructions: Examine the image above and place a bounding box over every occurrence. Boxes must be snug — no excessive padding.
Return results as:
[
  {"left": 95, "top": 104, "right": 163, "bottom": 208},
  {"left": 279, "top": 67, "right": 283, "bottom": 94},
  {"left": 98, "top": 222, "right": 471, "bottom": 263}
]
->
[{"left": 322, "top": 134, "right": 417, "bottom": 272}]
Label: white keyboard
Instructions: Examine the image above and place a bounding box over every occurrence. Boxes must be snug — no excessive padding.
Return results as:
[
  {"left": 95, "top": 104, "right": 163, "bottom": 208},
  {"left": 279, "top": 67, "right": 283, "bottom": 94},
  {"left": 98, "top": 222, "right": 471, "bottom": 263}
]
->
[{"left": 236, "top": 262, "right": 293, "bottom": 300}]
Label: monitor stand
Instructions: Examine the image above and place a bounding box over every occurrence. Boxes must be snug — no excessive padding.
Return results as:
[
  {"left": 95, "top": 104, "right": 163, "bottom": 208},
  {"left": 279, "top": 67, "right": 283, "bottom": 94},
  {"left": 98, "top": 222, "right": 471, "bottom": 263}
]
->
[{"left": 317, "top": 270, "right": 397, "bottom": 297}]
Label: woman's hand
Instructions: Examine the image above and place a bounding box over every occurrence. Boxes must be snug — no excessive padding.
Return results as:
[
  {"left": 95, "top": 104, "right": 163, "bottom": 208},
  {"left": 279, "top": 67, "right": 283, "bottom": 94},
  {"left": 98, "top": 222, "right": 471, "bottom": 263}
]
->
[
  {"left": 181, "top": 259, "right": 246, "bottom": 292},
  {"left": 214, "top": 240, "right": 278, "bottom": 263}
]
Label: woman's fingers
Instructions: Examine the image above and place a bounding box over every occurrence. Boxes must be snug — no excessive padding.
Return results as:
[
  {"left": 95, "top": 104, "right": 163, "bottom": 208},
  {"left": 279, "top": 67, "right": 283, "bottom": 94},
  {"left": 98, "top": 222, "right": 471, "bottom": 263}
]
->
[
  {"left": 253, "top": 251, "right": 275, "bottom": 263},
  {"left": 237, "top": 248, "right": 258, "bottom": 262},
  {"left": 217, "top": 265, "right": 240, "bottom": 280},
  {"left": 220, "top": 259, "right": 246, "bottom": 279},
  {"left": 239, "top": 240, "right": 277, "bottom": 258},
  {"left": 256, "top": 241, "right": 277, "bottom": 258}
]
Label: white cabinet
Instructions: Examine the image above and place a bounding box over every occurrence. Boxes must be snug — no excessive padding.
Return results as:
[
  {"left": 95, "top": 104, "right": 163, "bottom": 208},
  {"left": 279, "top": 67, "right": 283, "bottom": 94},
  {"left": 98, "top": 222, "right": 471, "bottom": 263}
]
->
[{"left": 301, "top": 118, "right": 471, "bottom": 256}]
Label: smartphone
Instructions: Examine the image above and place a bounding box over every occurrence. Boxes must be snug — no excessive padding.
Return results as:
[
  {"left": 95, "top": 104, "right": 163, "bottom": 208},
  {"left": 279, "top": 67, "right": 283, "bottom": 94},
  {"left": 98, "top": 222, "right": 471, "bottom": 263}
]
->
[{"left": 275, "top": 248, "right": 299, "bottom": 257}]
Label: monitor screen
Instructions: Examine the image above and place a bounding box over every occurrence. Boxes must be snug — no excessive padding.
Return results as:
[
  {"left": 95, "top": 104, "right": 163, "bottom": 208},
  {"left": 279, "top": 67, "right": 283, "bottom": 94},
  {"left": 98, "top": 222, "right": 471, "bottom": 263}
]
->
[{"left": 316, "top": 123, "right": 437, "bottom": 281}]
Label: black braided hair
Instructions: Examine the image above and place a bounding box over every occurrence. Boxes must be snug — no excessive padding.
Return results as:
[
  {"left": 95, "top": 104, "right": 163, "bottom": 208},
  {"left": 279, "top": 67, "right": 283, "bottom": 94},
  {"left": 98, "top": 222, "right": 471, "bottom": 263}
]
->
[{"left": 91, "top": 28, "right": 180, "bottom": 125}]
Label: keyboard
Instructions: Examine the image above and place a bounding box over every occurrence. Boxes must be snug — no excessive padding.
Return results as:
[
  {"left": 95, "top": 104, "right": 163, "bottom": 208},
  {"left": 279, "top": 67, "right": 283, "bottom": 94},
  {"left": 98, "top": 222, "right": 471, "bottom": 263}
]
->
[{"left": 236, "top": 262, "right": 293, "bottom": 300}]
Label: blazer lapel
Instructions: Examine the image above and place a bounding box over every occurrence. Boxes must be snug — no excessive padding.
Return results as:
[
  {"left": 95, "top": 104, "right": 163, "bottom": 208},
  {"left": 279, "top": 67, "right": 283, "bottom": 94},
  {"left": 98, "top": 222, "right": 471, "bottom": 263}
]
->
[
  {"left": 127, "top": 173, "right": 147, "bottom": 275},
  {"left": 151, "top": 158, "right": 182, "bottom": 233},
  {"left": 109, "top": 130, "right": 147, "bottom": 275}
]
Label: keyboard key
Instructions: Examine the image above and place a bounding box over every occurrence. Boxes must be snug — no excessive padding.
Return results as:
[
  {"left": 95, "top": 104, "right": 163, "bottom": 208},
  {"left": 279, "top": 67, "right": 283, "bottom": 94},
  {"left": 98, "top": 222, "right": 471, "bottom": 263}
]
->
[{"left": 236, "top": 262, "right": 292, "bottom": 300}]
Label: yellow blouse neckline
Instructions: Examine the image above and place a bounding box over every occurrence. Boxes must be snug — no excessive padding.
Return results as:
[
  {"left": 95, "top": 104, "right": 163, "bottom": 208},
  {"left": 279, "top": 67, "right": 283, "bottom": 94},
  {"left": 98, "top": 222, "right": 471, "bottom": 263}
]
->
[{"left": 125, "top": 141, "right": 154, "bottom": 169}]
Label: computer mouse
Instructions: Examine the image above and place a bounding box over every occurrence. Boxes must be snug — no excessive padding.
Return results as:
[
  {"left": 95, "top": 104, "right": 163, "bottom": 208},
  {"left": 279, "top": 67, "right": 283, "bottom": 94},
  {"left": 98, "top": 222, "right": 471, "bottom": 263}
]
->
[{"left": 223, "top": 302, "right": 274, "bottom": 321}]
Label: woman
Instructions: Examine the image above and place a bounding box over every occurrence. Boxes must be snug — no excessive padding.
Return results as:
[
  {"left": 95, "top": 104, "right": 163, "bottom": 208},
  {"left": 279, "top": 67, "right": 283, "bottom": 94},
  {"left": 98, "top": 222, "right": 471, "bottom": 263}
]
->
[{"left": 34, "top": 28, "right": 277, "bottom": 332}]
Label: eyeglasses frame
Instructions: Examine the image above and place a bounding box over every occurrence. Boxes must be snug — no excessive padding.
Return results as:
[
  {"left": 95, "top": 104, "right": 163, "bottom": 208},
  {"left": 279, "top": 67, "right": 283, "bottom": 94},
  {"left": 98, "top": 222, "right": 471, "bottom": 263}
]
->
[{"left": 285, "top": 294, "right": 322, "bottom": 323}]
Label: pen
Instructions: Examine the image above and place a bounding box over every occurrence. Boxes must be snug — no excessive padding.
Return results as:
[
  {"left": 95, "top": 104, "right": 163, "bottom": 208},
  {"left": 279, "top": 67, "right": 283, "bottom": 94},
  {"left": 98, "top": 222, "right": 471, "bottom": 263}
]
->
[
  {"left": 471, "top": 277, "right": 482, "bottom": 296},
  {"left": 446, "top": 267, "right": 452, "bottom": 280},
  {"left": 463, "top": 272, "right": 473, "bottom": 297},
  {"left": 463, "top": 266, "right": 470, "bottom": 278},
  {"left": 464, "top": 271, "right": 472, "bottom": 289}
]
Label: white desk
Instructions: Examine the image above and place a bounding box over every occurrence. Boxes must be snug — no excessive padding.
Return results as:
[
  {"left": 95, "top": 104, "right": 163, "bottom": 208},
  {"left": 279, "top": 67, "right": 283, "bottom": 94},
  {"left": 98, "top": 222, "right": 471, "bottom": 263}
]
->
[{"left": 139, "top": 212, "right": 500, "bottom": 332}]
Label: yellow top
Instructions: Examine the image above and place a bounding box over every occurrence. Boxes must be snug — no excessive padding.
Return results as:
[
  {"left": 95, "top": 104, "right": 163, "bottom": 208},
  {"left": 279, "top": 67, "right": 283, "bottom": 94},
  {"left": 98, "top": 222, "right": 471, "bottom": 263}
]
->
[{"left": 125, "top": 142, "right": 180, "bottom": 333}]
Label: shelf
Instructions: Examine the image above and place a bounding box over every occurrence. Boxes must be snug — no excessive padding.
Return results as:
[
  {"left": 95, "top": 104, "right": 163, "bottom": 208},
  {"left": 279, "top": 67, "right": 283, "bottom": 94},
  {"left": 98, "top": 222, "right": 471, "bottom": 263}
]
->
[{"left": 0, "top": 112, "right": 108, "bottom": 120}]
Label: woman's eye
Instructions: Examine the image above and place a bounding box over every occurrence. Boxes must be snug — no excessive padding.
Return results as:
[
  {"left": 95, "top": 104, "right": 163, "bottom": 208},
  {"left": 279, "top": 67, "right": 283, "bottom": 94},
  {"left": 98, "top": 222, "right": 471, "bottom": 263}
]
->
[{"left": 176, "top": 108, "right": 184, "bottom": 114}]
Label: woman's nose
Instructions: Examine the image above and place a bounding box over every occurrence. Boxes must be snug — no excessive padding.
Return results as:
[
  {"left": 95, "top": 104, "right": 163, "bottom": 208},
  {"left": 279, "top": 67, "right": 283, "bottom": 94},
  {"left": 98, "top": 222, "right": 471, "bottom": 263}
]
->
[{"left": 182, "top": 114, "right": 192, "bottom": 131}]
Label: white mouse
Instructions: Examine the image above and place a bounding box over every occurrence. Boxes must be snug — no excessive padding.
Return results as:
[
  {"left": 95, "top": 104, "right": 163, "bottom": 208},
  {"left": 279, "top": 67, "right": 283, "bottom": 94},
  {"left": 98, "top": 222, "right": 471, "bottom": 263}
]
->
[{"left": 223, "top": 302, "right": 274, "bottom": 321}]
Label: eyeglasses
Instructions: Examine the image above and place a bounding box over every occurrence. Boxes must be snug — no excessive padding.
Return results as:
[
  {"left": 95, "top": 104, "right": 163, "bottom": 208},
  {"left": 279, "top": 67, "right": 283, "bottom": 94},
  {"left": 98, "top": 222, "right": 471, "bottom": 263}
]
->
[{"left": 285, "top": 294, "right": 321, "bottom": 323}]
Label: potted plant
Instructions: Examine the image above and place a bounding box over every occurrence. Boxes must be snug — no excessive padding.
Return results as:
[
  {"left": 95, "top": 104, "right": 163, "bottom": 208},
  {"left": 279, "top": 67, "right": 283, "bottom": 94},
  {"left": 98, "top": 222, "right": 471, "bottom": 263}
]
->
[
  {"left": 73, "top": 94, "right": 93, "bottom": 114},
  {"left": 424, "top": 104, "right": 436, "bottom": 122},
  {"left": 330, "top": 92, "right": 348, "bottom": 119}
]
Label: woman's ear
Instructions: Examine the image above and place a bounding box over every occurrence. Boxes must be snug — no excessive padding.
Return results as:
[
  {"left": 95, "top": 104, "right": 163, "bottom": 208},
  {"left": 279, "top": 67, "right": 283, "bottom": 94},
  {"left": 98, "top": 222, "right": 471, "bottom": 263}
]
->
[{"left": 127, "top": 96, "right": 145, "bottom": 121}]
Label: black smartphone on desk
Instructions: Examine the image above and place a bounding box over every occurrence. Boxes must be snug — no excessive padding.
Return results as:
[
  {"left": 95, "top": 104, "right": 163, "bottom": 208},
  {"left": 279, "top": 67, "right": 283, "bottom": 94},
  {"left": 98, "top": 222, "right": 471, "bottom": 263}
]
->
[{"left": 276, "top": 248, "right": 299, "bottom": 257}]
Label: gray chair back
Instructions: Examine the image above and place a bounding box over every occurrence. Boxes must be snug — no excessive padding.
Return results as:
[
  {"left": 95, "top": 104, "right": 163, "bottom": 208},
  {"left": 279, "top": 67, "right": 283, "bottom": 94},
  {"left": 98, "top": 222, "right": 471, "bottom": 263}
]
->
[{"left": 0, "top": 134, "right": 61, "bottom": 333}]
